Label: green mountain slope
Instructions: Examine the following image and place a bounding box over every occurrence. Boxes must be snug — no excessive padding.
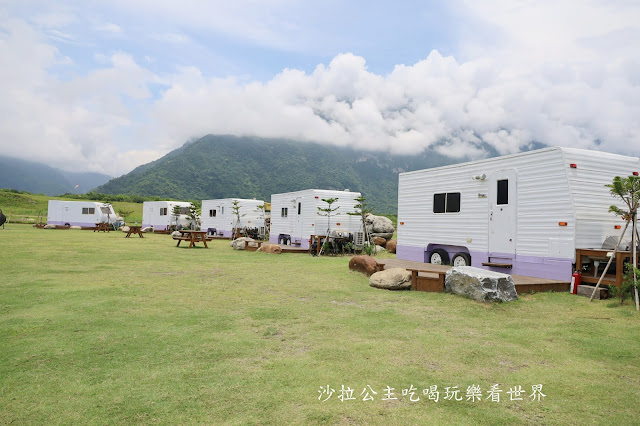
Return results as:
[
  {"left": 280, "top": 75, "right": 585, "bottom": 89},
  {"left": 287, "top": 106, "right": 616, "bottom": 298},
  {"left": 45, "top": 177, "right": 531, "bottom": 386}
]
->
[
  {"left": 0, "top": 156, "right": 111, "bottom": 196},
  {"left": 95, "top": 135, "right": 468, "bottom": 213}
]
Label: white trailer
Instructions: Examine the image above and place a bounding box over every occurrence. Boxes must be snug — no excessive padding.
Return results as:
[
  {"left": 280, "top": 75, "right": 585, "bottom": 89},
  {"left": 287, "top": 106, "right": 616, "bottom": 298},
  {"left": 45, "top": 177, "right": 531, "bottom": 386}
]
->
[
  {"left": 269, "top": 189, "right": 363, "bottom": 249},
  {"left": 397, "top": 147, "right": 639, "bottom": 281},
  {"left": 47, "top": 200, "right": 117, "bottom": 227},
  {"left": 201, "top": 198, "right": 266, "bottom": 237},
  {"left": 142, "top": 201, "right": 194, "bottom": 231}
]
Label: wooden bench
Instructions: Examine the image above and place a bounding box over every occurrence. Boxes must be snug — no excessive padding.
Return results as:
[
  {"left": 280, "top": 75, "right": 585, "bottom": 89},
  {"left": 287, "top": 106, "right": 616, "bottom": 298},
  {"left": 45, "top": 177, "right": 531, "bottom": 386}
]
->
[
  {"left": 244, "top": 240, "right": 263, "bottom": 251},
  {"left": 377, "top": 261, "right": 449, "bottom": 292}
]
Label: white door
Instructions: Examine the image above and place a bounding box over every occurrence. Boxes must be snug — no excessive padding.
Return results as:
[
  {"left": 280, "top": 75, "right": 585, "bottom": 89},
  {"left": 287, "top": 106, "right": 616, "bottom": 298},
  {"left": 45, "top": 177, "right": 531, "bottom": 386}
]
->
[
  {"left": 489, "top": 169, "right": 517, "bottom": 257},
  {"left": 294, "top": 197, "right": 303, "bottom": 238}
]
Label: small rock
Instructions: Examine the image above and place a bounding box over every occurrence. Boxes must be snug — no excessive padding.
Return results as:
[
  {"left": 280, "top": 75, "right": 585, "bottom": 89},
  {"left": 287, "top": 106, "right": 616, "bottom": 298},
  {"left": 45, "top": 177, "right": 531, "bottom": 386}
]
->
[
  {"left": 257, "top": 243, "right": 282, "bottom": 254},
  {"left": 171, "top": 231, "right": 182, "bottom": 237},
  {"left": 369, "top": 268, "right": 411, "bottom": 290},
  {"left": 230, "top": 237, "right": 254, "bottom": 250},
  {"left": 371, "top": 236, "right": 387, "bottom": 246},
  {"left": 369, "top": 232, "right": 394, "bottom": 240},
  {"left": 385, "top": 239, "right": 397, "bottom": 253},
  {"left": 141, "top": 226, "right": 154, "bottom": 233},
  {"left": 121, "top": 226, "right": 130, "bottom": 233},
  {"left": 70, "top": 226, "right": 82, "bottom": 230},
  {"left": 349, "top": 255, "right": 378, "bottom": 276},
  {"left": 374, "top": 245, "right": 386, "bottom": 254},
  {"left": 43, "top": 224, "right": 56, "bottom": 229}
]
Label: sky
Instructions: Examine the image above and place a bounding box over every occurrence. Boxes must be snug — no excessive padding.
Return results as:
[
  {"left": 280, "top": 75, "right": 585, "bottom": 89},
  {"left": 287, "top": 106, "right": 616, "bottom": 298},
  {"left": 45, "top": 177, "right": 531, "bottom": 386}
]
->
[{"left": 1, "top": 0, "right": 639, "bottom": 177}]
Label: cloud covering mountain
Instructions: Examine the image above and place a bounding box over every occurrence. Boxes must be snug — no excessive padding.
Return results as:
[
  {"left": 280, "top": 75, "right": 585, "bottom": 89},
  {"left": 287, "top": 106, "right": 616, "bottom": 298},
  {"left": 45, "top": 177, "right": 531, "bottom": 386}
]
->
[{"left": 0, "top": 1, "right": 639, "bottom": 177}]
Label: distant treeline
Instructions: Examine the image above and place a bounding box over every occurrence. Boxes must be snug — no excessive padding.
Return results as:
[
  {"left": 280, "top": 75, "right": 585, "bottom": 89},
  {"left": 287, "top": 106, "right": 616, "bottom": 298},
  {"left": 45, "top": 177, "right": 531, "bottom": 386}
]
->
[{"left": 1, "top": 188, "right": 201, "bottom": 207}]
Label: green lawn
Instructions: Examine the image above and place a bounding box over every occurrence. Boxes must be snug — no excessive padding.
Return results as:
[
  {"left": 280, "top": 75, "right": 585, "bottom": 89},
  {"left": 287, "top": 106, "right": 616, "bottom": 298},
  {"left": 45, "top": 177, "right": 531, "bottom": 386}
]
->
[
  {"left": 1, "top": 224, "right": 639, "bottom": 424},
  {"left": 0, "top": 190, "right": 144, "bottom": 223}
]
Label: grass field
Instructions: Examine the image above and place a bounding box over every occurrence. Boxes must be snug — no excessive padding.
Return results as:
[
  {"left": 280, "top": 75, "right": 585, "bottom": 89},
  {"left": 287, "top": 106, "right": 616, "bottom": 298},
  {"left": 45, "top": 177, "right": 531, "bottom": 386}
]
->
[{"left": 1, "top": 224, "right": 639, "bottom": 424}]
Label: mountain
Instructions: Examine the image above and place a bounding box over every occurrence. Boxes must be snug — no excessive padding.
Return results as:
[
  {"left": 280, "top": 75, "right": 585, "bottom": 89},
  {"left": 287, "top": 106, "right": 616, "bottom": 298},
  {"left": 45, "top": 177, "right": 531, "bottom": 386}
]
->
[
  {"left": 95, "top": 135, "right": 494, "bottom": 213},
  {"left": 0, "top": 156, "right": 111, "bottom": 196}
]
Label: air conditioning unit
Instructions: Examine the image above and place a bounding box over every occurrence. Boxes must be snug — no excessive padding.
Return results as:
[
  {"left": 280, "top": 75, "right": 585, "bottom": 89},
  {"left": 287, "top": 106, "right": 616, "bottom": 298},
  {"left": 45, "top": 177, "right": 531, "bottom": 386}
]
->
[{"left": 353, "top": 231, "right": 365, "bottom": 247}]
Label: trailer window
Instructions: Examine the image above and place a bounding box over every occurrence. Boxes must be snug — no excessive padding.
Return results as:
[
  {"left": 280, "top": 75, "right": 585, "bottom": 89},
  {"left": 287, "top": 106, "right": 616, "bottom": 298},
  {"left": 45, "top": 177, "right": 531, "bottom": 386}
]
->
[
  {"left": 100, "top": 207, "right": 111, "bottom": 214},
  {"left": 433, "top": 193, "right": 460, "bottom": 213},
  {"left": 446, "top": 192, "right": 460, "bottom": 212},
  {"left": 497, "top": 180, "right": 508, "bottom": 205},
  {"left": 281, "top": 207, "right": 288, "bottom": 217},
  {"left": 160, "top": 207, "right": 168, "bottom": 216},
  {"left": 82, "top": 207, "right": 95, "bottom": 215},
  {"left": 298, "top": 202, "right": 301, "bottom": 215},
  {"left": 180, "top": 207, "right": 190, "bottom": 215},
  {"left": 209, "top": 209, "right": 216, "bottom": 217}
]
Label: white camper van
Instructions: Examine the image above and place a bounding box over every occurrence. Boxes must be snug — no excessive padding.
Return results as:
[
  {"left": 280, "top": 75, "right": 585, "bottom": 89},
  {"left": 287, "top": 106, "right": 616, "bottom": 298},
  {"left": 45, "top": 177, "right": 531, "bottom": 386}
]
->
[
  {"left": 397, "top": 147, "right": 639, "bottom": 281},
  {"left": 201, "top": 198, "right": 266, "bottom": 237},
  {"left": 47, "top": 200, "right": 117, "bottom": 227},
  {"left": 269, "top": 189, "right": 362, "bottom": 249},
  {"left": 142, "top": 201, "right": 194, "bottom": 231}
]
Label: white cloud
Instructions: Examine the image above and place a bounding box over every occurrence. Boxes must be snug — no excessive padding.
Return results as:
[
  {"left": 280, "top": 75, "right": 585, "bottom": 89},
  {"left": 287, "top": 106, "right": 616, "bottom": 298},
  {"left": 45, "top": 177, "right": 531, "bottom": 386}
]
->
[
  {"left": 96, "top": 23, "right": 123, "bottom": 34},
  {"left": 0, "top": 1, "right": 639, "bottom": 178}
]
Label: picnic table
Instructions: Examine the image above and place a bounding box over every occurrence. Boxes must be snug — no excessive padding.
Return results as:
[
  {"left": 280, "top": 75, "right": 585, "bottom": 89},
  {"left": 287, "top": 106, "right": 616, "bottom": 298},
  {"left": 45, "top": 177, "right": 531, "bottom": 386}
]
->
[
  {"left": 173, "top": 230, "right": 210, "bottom": 248},
  {"left": 125, "top": 225, "right": 144, "bottom": 238},
  {"left": 94, "top": 222, "right": 111, "bottom": 232}
]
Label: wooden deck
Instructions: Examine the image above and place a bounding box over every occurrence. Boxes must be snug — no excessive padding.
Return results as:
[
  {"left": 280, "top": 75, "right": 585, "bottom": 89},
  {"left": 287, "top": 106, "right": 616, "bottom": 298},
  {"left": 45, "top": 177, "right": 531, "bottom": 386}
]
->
[{"left": 376, "top": 259, "right": 570, "bottom": 294}]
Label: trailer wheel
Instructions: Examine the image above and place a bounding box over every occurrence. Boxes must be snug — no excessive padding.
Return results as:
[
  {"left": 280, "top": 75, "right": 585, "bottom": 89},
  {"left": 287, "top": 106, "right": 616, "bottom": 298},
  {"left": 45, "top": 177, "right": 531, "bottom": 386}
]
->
[
  {"left": 452, "top": 253, "right": 471, "bottom": 267},
  {"left": 429, "top": 249, "right": 449, "bottom": 265}
]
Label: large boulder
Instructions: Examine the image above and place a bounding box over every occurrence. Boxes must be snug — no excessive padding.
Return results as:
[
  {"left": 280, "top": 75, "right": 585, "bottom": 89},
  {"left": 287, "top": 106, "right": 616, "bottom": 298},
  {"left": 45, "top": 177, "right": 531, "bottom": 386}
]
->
[
  {"left": 230, "top": 237, "right": 254, "bottom": 250},
  {"left": 372, "top": 216, "right": 395, "bottom": 234},
  {"left": 369, "top": 268, "right": 412, "bottom": 290},
  {"left": 386, "top": 239, "right": 397, "bottom": 254},
  {"left": 371, "top": 236, "right": 387, "bottom": 246},
  {"left": 445, "top": 266, "right": 518, "bottom": 302},
  {"left": 349, "top": 255, "right": 378, "bottom": 276},
  {"left": 257, "top": 243, "right": 282, "bottom": 254}
]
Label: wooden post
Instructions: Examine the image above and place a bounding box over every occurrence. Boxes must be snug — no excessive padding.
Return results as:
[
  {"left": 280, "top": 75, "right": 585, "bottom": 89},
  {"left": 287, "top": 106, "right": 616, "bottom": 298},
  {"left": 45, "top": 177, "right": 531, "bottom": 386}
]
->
[{"left": 633, "top": 212, "right": 639, "bottom": 311}]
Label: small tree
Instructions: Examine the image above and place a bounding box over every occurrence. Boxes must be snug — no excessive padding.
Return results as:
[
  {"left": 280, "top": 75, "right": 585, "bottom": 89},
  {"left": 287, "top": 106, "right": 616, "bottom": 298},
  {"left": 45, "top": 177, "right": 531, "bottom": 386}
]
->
[
  {"left": 171, "top": 205, "right": 182, "bottom": 231},
  {"left": 605, "top": 175, "right": 640, "bottom": 309},
  {"left": 187, "top": 204, "right": 199, "bottom": 230},
  {"left": 317, "top": 197, "right": 340, "bottom": 236},
  {"left": 256, "top": 203, "right": 269, "bottom": 240},
  {"left": 117, "top": 208, "right": 134, "bottom": 221},
  {"left": 231, "top": 200, "right": 246, "bottom": 240},
  {"left": 347, "top": 195, "right": 373, "bottom": 245}
]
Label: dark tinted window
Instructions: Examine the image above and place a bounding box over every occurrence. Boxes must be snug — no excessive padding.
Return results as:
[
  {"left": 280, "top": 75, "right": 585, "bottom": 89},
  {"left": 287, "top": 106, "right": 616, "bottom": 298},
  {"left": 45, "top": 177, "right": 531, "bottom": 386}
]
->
[
  {"left": 446, "top": 192, "right": 461, "bottom": 212},
  {"left": 433, "top": 193, "right": 446, "bottom": 213},
  {"left": 298, "top": 202, "right": 301, "bottom": 215},
  {"left": 497, "top": 180, "right": 509, "bottom": 205}
]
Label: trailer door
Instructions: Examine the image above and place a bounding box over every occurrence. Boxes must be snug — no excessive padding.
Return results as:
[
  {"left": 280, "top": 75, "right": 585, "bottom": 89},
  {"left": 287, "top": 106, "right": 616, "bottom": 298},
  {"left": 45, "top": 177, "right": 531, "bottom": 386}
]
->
[
  {"left": 489, "top": 169, "right": 517, "bottom": 257},
  {"left": 294, "top": 197, "right": 303, "bottom": 238}
]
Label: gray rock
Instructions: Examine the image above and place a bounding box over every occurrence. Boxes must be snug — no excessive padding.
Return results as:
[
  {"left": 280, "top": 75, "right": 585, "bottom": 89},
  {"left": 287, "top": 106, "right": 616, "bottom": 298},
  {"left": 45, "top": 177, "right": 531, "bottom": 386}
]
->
[
  {"left": 230, "top": 237, "right": 255, "bottom": 250},
  {"left": 141, "top": 226, "right": 154, "bottom": 233},
  {"left": 369, "top": 232, "right": 394, "bottom": 240},
  {"left": 171, "top": 231, "right": 182, "bottom": 237},
  {"left": 371, "top": 216, "right": 395, "bottom": 234},
  {"left": 70, "top": 226, "right": 82, "bottom": 230},
  {"left": 445, "top": 266, "right": 518, "bottom": 302},
  {"left": 369, "top": 268, "right": 412, "bottom": 290},
  {"left": 121, "top": 226, "right": 130, "bottom": 233},
  {"left": 43, "top": 224, "right": 56, "bottom": 229},
  {"left": 373, "top": 245, "right": 387, "bottom": 254}
]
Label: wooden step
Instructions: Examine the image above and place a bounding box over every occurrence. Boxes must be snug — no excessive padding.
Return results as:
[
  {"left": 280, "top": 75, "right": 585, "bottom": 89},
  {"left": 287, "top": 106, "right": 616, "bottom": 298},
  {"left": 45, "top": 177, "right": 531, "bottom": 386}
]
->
[{"left": 482, "top": 262, "right": 513, "bottom": 268}]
